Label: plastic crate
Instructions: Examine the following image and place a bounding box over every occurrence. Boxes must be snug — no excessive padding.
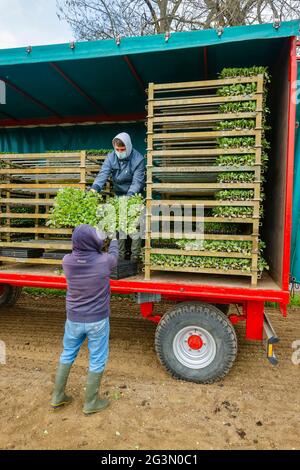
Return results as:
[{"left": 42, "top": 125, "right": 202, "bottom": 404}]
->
[{"left": 110, "top": 260, "right": 138, "bottom": 280}]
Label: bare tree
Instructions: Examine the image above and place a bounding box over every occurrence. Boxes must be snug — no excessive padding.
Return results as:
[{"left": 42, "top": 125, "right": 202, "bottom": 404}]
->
[{"left": 56, "top": 0, "right": 300, "bottom": 40}]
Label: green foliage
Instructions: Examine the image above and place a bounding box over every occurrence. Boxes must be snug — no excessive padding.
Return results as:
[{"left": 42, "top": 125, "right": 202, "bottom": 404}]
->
[
  {"left": 151, "top": 253, "right": 269, "bottom": 275},
  {"left": 219, "top": 101, "right": 256, "bottom": 113},
  {"left": 204, "top": 222, "right": 240, "bottom": 234},
  {"left": 217, "top": 136, "right": 255, "bottom": 148},
  {"left": 215, "top": 119, "right": 255, "bottom": 130},
  {"left": 212, "top": 206, "right": 254, "bottom": 218},
  {"left": 219, "top": 66, "right": 270, "bottom": 82},
  {"left": 176, "top": 239, "right": 253, "bottom": 253},
  {"left": 47, "top": 188, "right": 103, "bottom": 228},
  {"left": 215, "top": 189, "right": 254, "bottom": 201},
  {"left": 97, "top": 194, "right": 144, "bottom": 235},
  {"left": 217, "top": 82, "right": 257, "bottom": 96},
  {"left": 217, "top": 172, "right": 255, "bottom": 183},
  {"left": 47, "top": 189, "right": 145, "bottom": 236},
  {"left": 47, "top": 148, "right": 111, "bottom": 155},
  {"left": 1, "top": 205, "right": 37, "bottom": 227},
  {"left": 212, "top": 205, "right": 264, "bottom": 218},
  {"left": 215, "top": 154, "right": 256, "bottom": 166},
  {"left": 175, "top": 239, "right": 266, "bottom": 255}
]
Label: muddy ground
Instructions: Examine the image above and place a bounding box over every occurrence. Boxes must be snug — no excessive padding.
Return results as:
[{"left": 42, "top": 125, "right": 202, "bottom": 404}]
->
[{"left": 0, "top": 293, "right": 299, "bottom": 450}]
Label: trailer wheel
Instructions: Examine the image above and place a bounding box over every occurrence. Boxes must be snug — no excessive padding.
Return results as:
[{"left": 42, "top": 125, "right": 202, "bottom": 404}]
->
[
  {"left": 155, "top": 302, "right": 237, "bottom": 384},
  {"left": 0, "top": 285, "right": 23, "bottom": 309}
]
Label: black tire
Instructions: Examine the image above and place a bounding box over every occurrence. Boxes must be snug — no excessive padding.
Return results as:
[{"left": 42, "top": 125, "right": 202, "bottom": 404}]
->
[
  {"left": 155, "top": 302, "right": 237, "bottom": 384},
  {"left": 0, "top": 285, "right": 23, "bottom": 308}
]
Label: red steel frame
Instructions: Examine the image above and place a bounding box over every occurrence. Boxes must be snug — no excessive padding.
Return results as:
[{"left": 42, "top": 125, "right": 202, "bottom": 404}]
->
[{"left": 0, "top": 37, "right": 298, "bottom": 341}]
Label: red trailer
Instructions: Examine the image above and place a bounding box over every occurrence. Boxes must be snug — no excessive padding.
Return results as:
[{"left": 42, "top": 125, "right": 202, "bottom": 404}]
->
[{"left": 0, "top": 20, "right": 299, "bottom": 383}]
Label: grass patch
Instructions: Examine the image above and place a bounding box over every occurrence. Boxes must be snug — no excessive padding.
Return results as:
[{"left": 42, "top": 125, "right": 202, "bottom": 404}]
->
[
  {"left": 23, "top": 287, "right": 66, "bottom": 296},
  {"left": 23, "top": 287, "right": 133, "bottom": 300},
  {"left": 265, "top": 294, "right": 300, "bottom": 308}
]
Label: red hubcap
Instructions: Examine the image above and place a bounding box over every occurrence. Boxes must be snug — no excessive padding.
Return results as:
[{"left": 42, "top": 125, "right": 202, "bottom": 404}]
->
[{"left": 188, "top": 335, "right": 203, "bottom": 350}]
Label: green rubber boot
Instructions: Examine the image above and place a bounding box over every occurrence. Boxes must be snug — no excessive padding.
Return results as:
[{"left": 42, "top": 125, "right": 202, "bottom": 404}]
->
[
  {"left": 83, "top": 371, "right": 109, "bottom": 415},
  {"left": 51, "top": 362, "right": 73, "bottom": 408}
]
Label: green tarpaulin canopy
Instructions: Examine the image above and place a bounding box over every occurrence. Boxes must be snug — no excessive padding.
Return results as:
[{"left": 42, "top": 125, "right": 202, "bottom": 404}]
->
[
  {"left": 0, "top": 20, "right": 299, "bottom": 153},
  {"left": 1, "top": 20, "right": 300, "bottom": 281}
]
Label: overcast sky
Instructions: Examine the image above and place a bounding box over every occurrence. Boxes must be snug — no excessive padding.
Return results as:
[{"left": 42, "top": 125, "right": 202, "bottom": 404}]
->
[{"left": 0, "top": 0, "right": 73, "bottom": 49}]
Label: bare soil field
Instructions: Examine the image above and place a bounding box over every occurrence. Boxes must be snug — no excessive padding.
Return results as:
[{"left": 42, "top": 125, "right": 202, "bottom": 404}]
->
[{"left": 0, "top": 294, "right": 299, "bottom": 450}]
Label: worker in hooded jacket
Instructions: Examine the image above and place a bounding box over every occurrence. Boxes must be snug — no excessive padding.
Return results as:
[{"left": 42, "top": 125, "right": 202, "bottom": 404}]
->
[
  {"left": 51, "top": 224, "right": 118, "bottom": 414},
  {"left": 90, "top": 132, "right": 145, "bottom": 262}
]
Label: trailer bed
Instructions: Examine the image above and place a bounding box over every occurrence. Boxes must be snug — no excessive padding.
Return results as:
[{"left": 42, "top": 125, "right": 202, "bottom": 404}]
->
[{"left": 0, "top": 262, "right": 287, "bottom": 303}]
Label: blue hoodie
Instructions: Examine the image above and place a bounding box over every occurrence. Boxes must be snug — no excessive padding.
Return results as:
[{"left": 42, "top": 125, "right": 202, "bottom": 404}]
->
[
  {"left": 62, "top": 224, "right": 119, "bottom": 323},
  {"left": 91, "top": 132, "right": 145, "bottom": 196}
]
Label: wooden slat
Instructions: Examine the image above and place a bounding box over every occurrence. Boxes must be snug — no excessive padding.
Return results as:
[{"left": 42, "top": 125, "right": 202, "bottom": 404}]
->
[
  {"left": 149, "top": 265, "right": 252, "bottom": 276},
  {"left": 153, "top": 94, "right": 262, "bottom": 107},
  {"left": 151, "top": 166, "right": 256, "bottom": 173},
  {"left": 0, "top": 167, "right": 85, "bottom": 175},
  {"left": 0, "top": 197, "right": 54, "bottom": 206},
  {"left": 0, "top": 213, "right": 51, "bottom": 219},
  {"left": 152, "top": 130, "right": 257, "bottom": 140},
  {"left": 0, "top": 198, "right": 55, "bottom": 205},
  {"left": 150, "top": 233, "right": 256, "bottom": 241},
  {"left": 151, "top": 215, "right": 255, "bottom": 223},
  {"left": 0, "top": 256, "right": 62, "bottom": 265},
  {"left": 150, "top": 248, "right": 252, "bottom": 258},
  {"left": 151, "top": 148, "right": 257, "bottom": 157},
  {"left": 0, "top": 241, "right": 71, "bottom": 249},
  {"left": 152, "top": 76, "right": 263, "bottom": 91},
  {"left": 0, "top": 227, "right": 72, "bottom": 234},
  {"left": 145, "top": 83, "right": 154, "bottom": 280},
  {"left": 0, "top": 183, "right": 85, "bottom": 189},
  {"left": 150, "top": 199, "right": 258, "bottom": 206},
  {"left": 152, "top": 112, "right": 258, "bottom": 123},
  {"left": 0, "top": 152, "right": 81, "bottom": 159},
  {"left": 152, "top": 183, "right": 258, "bottom": 189}
]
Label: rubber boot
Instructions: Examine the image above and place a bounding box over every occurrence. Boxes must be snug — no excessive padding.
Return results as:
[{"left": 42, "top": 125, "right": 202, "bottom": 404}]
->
[
  {"left": 51, "top": 362, "right": 73, "bottom": 408},
  {"left": 83, "top": 371, "right": 109, "bottom": 415},
  {"left": 131, "top": 236, "right": 142, "bottom": 263},
  {"left": 118, "top": 236, "right": 126, "bottom": 260}
]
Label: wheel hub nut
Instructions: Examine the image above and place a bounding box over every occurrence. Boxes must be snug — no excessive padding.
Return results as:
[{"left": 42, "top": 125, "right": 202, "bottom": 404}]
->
[{"left": 187, "top": 335, "right": 203, "bottom": 350}]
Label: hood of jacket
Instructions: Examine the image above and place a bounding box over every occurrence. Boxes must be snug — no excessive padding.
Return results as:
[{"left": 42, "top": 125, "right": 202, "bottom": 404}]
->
[
  {"left": 112, "top": 132, "right": 133, "bottom": 158},
  {"left": 72, "top": 224, "right": 104, "bottom": 253}
]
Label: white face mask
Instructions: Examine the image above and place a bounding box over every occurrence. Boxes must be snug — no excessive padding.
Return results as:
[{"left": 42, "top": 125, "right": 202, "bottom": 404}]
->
[{"left": 116, "top": 150, "right": 127, "bottom": 160}]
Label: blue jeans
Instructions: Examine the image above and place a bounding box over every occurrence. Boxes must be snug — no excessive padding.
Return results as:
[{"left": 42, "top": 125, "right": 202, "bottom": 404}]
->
[{"left": 60, "top": 318, "right": 110, "bottom": 373}]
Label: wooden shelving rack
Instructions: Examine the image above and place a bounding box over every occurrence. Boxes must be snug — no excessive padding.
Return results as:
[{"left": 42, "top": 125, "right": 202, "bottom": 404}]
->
[
  {"left": 0, "top": 150, "right": 110, "bottom": 265},
  {"left": 145, "top": 76, "right": 264, "bottom": 285}
]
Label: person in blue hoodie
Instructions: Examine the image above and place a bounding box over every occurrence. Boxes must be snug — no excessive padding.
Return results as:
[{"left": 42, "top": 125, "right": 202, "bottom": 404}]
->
[
  {"left": 90, "top": 132, "right": 145, "bottom": 262},
  {"left": 51, "top": 224, "right": 118, "bottom": 415}
]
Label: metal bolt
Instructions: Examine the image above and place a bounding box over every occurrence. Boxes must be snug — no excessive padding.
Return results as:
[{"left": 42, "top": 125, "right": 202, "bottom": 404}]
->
[{"left": 273, "top": 18, "right": 280, "bottom": 30}]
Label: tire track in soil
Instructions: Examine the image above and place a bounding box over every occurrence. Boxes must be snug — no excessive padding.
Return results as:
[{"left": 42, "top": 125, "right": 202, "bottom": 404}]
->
[{"left": 0, "top": 295, "right": 300, "bottom": 450}]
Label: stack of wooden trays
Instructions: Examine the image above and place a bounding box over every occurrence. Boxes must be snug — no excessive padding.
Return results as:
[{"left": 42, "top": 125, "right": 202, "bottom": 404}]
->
[
  {"left": 0, "top": 150, "right": 111, "bottom": 265},
  {"left": 144, "top": 75, "right": 265, "bottom": 285}
]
